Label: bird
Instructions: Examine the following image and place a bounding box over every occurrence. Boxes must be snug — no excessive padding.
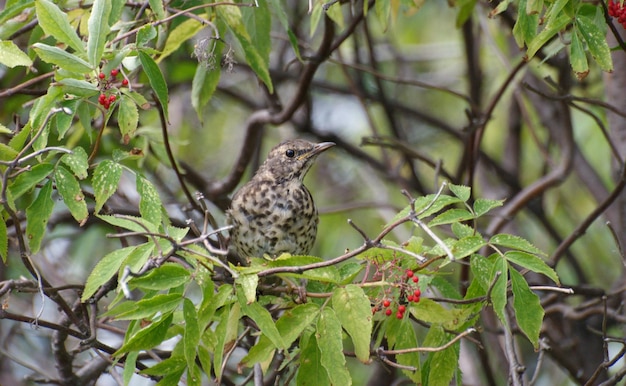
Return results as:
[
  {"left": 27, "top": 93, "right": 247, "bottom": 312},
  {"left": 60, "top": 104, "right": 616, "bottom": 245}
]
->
[{"left": 227, "top": 139, "right": 335, "bottom": 260}]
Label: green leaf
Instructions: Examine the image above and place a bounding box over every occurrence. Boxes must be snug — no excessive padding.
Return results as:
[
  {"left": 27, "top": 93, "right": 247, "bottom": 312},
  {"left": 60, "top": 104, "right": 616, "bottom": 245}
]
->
[
  {"left": 422, "top": 325, "right": 459, "bottom": 386},
  {"left": 32, "top": 43, "right": 92, "bottom": 73},
  {"left": 375, "top": 0, "right": 391, "bottom": 31},
  {"left": 527, "top": 12, "right": 571, "bottom": 59},
  {"left": 0, "top": 40, "right": 33, "bottom": 67},
  {"left": 512, "top": 0, "right": 539, "bottom": 47},
  {"left": 60, "top": 147, "right": 88, "bottom": 180},
  {"left": 93, "top": 160, "right": 123, "bottom": 213},
  {"left": 394, "top": 319, "right": 421, "bottom": 383},
  {"left": 490, "top": 233, "right": 546, "bottom": 256},
  {"left": 451, "top": 235, "right": 486, "bottom": 260},
  {"left": 87, "top": 0, "right": 112, "bottom": 66},
  {"left": 242, "top": 303, "right": 320, "bottom": 368},
  {"left": 504, "top": 251, "right": 559, "bottom": 284},
  {"left": 140, "top": 356, "right": 186, "bottom": 376},
  {"left": 191, "top": 49, "right": 222, "bottom": 122},
  {"left": 237, "top": 289, "right": 285, "bottom": 350},
  {"left": 569, "top": 28, "right": 589, "bottom": 80},
  {"left": 267, "top": 0, "right": 302, "bottom": 60},
  {"left": 298, "top": 332, "right": 330, "bottom": 386},
  {"left": 97, "top": 214, "right": 158, "bottom": 234},
  {"left": 25, "top": 179, "right": 54, "bottom": 254},
  {"left": 55, "top": 99, "right": 78, "bottom": 139},
  {"left": 429, "top": 208, "right": 474, "bottom": 227},
  {"left": 325, "top": 2, "right": 345, "bottom": 29},
  {"left": 136, "top": 175, "right": 162, "bottom": 226},
  {"left": 451, "top": 222, "right": 474, "bottom": 239},
  {"left": 148, "top": 0, "right": 166, "bottom": 19},
  {"left": 489, "top": 255, "right": 508, "bottom": 326},
  {"left": 0, "top": 216, "right": 7, "bottom": 263},
  {"left": 114, "top": 313, "right": 173, "bottom": 356},
  {"left": 213, "top": 304, "right": 240, "bottom": 381},
  {"left": 129, "top": 263, "right": 190, "bottom": 290},
  {"left": 317, "top": 308, "right": 352, "bottom": 386},
  {"left": 118, "top": 94, "right": 139, "bottom": 142},
  {"left": 159, "top": 18, "right": 204, "bottom": 63},
  {"left": 136, "top": 25, "right": 157, "bottom": 47},
  {"left": 58, "top": 78, "right": 100, "bottom": 98},
  {"left": 575, "top": 14, "right": 613, "bottom": 72},
  {"left": 236, "top": 273, "right": 259, "bottom": 305},
  {"left": 473, "top": 198, "right": 504, "bottom": 217},
  {"left": 35, "top": 0, "right": 86, "bottom": 55},
  {"left": 264, "top": 255, "right": 341, "bottom": 283},
  {"left": 138, "top": 50, "right": 169, "bottom": 121},
  {"left": 54, "top": 166, "right": 88, "bottom": 224},
  {"left": 243, "top": 0, "right": 271, "bottom": 70},
  {"left": 81, "top": 245, "right": 135, "bottom": 301},
  {"left": 331, "top": 285, "right": 372, "bottom": 363},
  {"left": 8, "top": 163, "right": 54, "bottom": 200},
  {"left": 108, "top": 293, "right": 182, "bottom": 320},
  {"left": 183, "top": 298, "right": 200, "bottom": 371},
  {"left": 217, "top": 5, "right": 273, "bottom": 93},
  {"left": 510, "top": 268, "right": 543, "bottom": 348},
  {"left": 448, "top": 183, "right": 471, "bottom": 202}
]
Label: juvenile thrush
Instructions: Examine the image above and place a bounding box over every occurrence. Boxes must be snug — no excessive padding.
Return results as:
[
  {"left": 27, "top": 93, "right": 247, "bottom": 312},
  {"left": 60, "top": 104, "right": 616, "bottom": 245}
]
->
[{"left": 227, "top": 139, "right": 335, "bottom": 259}]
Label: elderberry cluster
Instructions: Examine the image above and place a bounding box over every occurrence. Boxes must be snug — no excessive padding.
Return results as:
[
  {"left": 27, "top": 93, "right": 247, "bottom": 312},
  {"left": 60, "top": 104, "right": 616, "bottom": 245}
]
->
[
  {"left": 608, "top": 0, "right": 626, "bottom": 29},
  {"left": 372, "top": 268, "right": 423, "bottom": 320},
  {"left": 95, "top": 68, "right": 128, "bottom": 110}
]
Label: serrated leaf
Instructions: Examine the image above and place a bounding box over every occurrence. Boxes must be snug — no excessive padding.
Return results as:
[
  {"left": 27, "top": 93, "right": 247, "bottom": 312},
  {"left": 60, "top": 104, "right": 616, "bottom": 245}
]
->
[
  {"left": 0, "top": 40, "right": 33, "bottom": 68},
  {"left": 58, "top": 78, "right": 100, "bottom": 97},
  {"left": 576, "top": 14, "right": 613, "bottom": 72},
  {"left": 512, "top": 0, "right": 538, "bottom": 47},
  {"left": 213, "top": 304, "right": 240, "bottom": 381},
  {"left": 569, "top": 28, "right": 588, "bottom": 80},
  {"left": 236, "top": 273, "right": 259, "bottom": 305},
  {"left": 107, "top": 293, "right": 182, "bottom": 320},
  {"left": 140, "top": 356, "right": 186, "bottom": 376},
  {"left": 422, "top": 325, "right": 458, "bottom": 386},
  {"left": 114, "top": 313, "right": 173, "bottom": 356},
  {"left": 93, "top": 160, "right": 122, "bottom": 213},
  {"left": 81, "top": 245, "right": 135, "bottom": 301},
  {"left": 332, "top": 285, "right": 372, "bottom": 363},
  {"left": 60, "top": 147, "right": 88, "bottom": 179},
  {"left": 32, "top": 43, "right": 92, "bottom": 73},
  {"left": 183, "top": 298, "right": 200, "bottom": 370},
  {"left": 138, "top": 50, "right": 169, "bottom": 121},
  {"left": 217, "top": 5, "right": 273, "bottom": 93},
  {"left": 265, "top": 255, "right": 341, "bottom": 283},
  {"left": 237, "top": 288, "right": 285, "bottom": 350},
  {"left": 317, "top": 308, "right": 352, "bottom": 386},
  {"left": 8, "top": 163, "right": 54, "bottom": 199},
  {"left": 489, "top": 255, "right": 508, "bottom": 326},
  {"left": 451, "top": 235, "right": 486, "bottom": 260},
  {"left": 510, "top": 268, "right": 543, "bottom": 348},
  {"left": 242, "top": 303, "right": 320, "bottom": 368},
  {"left": 298, "top": 332, "right": 330, "bottom": 386},
  {"left": 55, "top": 99, "right": 78, "bottom": 139},
  {"left": 35, "top": 0, "right": 85, "bottom": 55},
  {"left": 97, "top": 214, "right": 158, "bottom": 234},
  {"left": 118, "top": 95, "right": 138, "bottom": 143},
  {"left": 159, "top": 18, "right": 204, "bottom": 63},
  {"left": 429, "top": 208, "right": 474, "bottom": 227},
  {"left": 448, "top": 184, "right": 471, "bottom": 202},
  {"left": 148, "top": 0, "right": 165, "bottom": 19},
  {"left": 451, "top": 222, "right": 474, "bottom": 238},
  {"left": 25, "top": 179, "right": 54, "bottom": 254},
  {"left": 54, "top": 166, "right": 88, "bottom": 224},
  {"left": 527, "top": 12, "right": 571, "bottom": 59},
  {"left": 473, "top": 198, "right": 504, "bottom": 217},
  {"left": 505, "top": 251, "right": 559, "bottom": 284},
  {"left": 394, "top": 319, "right": 421, "bottom": 382},
  {"left": 490, "top": 233, "right": 546, "bottom": 256},
  {"left": 136, "top": 175, "right": 162, "bottom": 226},
  {"left": 129, "top": 263, "right": 190, "bottom": 290},
  {"left": 87, "top": 0, "right": 111, "bottom": 66}
]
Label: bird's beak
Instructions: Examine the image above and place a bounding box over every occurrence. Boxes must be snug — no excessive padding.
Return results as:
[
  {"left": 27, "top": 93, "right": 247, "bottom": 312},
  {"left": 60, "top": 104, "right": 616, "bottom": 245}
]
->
[{"left": 308, "top": 142, "right": 335, "bottom": 157}]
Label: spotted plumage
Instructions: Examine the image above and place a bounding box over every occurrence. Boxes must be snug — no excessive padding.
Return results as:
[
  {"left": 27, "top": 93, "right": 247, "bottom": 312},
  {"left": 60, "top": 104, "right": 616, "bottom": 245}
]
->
[{"left": 227, "top": 139, "right": 335, "bottom": 259}]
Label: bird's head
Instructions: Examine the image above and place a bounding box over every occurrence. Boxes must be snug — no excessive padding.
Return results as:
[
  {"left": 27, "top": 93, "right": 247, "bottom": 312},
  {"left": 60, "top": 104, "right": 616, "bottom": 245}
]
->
[{"left": 258, "top": 139, "right": 335, "bottom": 183}]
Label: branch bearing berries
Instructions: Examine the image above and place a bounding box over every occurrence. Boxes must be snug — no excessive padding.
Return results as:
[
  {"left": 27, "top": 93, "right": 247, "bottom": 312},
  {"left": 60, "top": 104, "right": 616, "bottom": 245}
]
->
[{"left": 609, "top": 1, "right": 626, "bottom": 29}]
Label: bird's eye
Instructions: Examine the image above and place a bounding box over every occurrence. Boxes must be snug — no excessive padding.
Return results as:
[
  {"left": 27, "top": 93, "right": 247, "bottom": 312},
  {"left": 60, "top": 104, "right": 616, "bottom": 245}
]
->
[{"left": 285, "top": 149, "right": 295, "bottom": 158}]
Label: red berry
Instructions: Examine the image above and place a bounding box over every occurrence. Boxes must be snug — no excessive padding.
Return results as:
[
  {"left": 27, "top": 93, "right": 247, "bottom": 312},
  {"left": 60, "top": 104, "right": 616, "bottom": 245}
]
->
[
  {"left": 396, "top": 311, "right": 403, "bottom": 319},
  {"left": 382, "top": 299, "right": 391, "bottom": 308},
  {"left": 407, "top": 295, "right": 414, "bottom": 302},
  {"left": 412, "top": 276, "right": 419, "bottom": 283},
  {"left": 98, "top": 94, "right": 106, "bottom": 104},
  {"left": 109, "top": 94, "right": 116, "bottom": 102},
  {"left": 406, "top": 270, "right": 414, "bottom": 278},
  {"left": 414, "top": 289, "right": 421, "bottom": 297},
  {"left": 98, "top": 72, "right": 106, "bottom": 79},
  {"left": 398, "top": 305, "right": 406, "bottom": 313},
  {"left": 110, "top": 69, "right": 119, "bottom": 77},
  {"left": 413, "top": 297, "right": 420, "bottom": 303},
  {"left": 121, "top": 78, "right": 129, "bottom": 86},
  {"left": 385, "top": 309, "right": 392, "bottom": 316},
  {"left": 102, "top": 100, "right": 110, "bottom": 109}
]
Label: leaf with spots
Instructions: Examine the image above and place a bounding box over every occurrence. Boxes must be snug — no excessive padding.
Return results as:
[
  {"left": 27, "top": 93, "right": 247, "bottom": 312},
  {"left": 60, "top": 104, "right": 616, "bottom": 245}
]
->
[
  {"left": 136, "top": 175, "right": 162, "bottom": 226},
  {"left": 55, "top": 165, "right": 88, "bottom": 224},
  {"left": 93, "top": 160, "right": 122, "bottom": 213}
]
